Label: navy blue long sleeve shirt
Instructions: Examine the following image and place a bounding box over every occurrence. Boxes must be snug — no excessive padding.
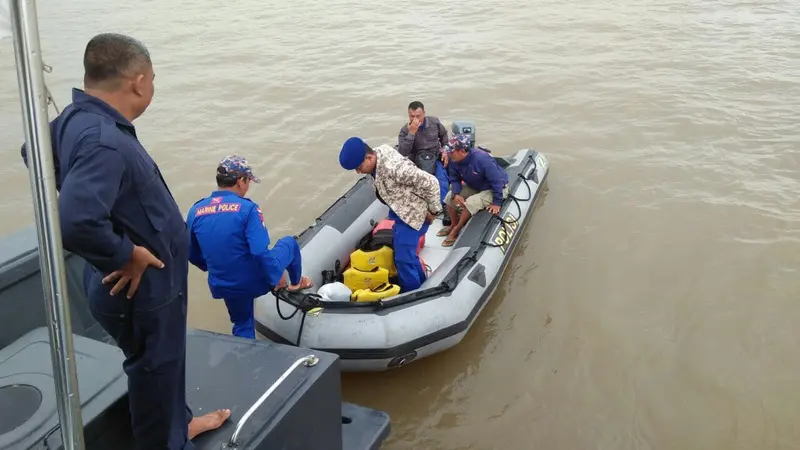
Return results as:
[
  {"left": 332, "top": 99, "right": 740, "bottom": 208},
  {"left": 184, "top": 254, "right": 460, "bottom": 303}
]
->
[
  {"left": 447, "top": 149, "right": 510, "bottom": 206},
  {"left": 21, "top": 88, "right": 189, "bottom": 312}
]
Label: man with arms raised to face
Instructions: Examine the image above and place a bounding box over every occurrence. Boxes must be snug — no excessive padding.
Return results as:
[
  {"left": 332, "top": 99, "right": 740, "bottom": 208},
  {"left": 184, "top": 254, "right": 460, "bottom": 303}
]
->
[
  {"left": 21, "top": 33, "right": 229, "bottom": 450},
  {"left": 397, "top": 100, "right": 452, "bottom": 225}
]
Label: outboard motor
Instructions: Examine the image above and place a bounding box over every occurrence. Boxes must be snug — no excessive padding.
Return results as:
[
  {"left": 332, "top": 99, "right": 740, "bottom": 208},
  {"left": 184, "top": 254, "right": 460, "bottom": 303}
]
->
[{"left": 451, "top": 120, "right": 476, "bottom": 148}]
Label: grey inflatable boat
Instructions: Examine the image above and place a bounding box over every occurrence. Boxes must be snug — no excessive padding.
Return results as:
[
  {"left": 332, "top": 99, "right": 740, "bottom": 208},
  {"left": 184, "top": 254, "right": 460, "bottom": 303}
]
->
[{"left": 255, "top": 121, "right": 549, "bottom": 372}]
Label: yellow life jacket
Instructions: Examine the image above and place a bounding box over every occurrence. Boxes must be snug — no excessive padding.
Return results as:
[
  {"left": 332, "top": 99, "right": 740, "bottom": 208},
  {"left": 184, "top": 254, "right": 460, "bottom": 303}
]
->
[
  {"left": 342, "top": 266, "right": 390, "bottom": 292},
  {"left": 349, "top": 246, "right": 397, "bottom": 277},
  {"left": 351, "top": 283, "right": 401, "bottom": 302}
]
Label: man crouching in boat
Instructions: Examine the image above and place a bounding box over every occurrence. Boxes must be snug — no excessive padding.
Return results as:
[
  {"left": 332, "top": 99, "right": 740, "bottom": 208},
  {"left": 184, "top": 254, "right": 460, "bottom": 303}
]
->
[
  {"left": 438, "top": 134, "right": 509, "bottom": 247},
  {"left": 339, "top": 137, "right": 442, "bottom": 292},
  {"left": 187, "top": 155, "right": 313, "bottom": 339}
]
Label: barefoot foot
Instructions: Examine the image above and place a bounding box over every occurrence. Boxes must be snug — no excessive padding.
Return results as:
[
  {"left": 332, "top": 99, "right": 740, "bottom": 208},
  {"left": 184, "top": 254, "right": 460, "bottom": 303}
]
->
[{"left": 188, "top": 409, "right": 231, "bottom": 440}]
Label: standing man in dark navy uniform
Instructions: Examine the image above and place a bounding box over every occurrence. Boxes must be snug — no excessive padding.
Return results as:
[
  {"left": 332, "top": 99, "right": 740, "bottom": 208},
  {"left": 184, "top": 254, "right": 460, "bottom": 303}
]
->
[
  {"left": 187, "top": 155, "right": 313, "bottom": 339},
  {"left": 20, "top": 33, "right": 229, "bottom": 450}
]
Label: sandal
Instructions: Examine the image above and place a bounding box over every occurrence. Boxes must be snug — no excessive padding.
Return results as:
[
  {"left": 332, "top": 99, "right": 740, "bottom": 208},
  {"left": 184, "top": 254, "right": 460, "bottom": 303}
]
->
[
  {"left": 271, "top": 274, "right": 289, "bottom": 293},
  {"left": 442, "top": 237, "right": 456, "bottom": 247},
  {"left": 436, "top": 226, "right": 452, "bottom": 237},
  {"left": 287, "top": 276, "right": 314, "bottom": 292}
]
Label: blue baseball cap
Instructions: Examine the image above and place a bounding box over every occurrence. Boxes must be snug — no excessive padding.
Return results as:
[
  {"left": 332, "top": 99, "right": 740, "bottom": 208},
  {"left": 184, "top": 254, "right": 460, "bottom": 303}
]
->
[
  {"left": 218, "top": 155, "right": 261, "bottom": 183},
  {"left": 339, "top": 137, "right": 367, "bottom": 170}
]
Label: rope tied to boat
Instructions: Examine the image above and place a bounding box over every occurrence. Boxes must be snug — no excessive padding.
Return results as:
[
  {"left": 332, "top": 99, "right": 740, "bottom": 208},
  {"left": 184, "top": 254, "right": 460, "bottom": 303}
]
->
[
  {"left": 276, "top": 288, "right": 386, "bottom": 312},
  {"left": 274, "top": 286, "right": 391, "bottom": 345},
  {"left": 481, "top": 160, "right": 535, "bottom": 249},
  {"left": 274, "top": 291, "right": 327, "bottom": 346},
  {"left": 447, "top": 155, "right": 536, "bottom": 288}
]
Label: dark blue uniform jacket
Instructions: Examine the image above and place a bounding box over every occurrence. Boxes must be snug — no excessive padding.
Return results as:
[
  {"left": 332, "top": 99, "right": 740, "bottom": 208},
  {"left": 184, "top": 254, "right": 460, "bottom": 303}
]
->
[{"left": 21, "top": 88, "right": 188, "bottom": 313}]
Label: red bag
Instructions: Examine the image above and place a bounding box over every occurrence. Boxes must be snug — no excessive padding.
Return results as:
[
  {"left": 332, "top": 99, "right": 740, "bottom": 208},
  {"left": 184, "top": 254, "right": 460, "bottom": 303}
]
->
[
  {"left": 372, "top": 218, "right": 425, "bottom": 255},
  {"left": 372, "top": 218, "right": 394, "bottom": 235}
]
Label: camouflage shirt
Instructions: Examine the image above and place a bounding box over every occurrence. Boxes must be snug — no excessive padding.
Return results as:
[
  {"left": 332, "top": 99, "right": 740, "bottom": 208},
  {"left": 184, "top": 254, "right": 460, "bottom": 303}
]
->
[{"left": 373, "top": 144, "right": 442, "bottom": 231}]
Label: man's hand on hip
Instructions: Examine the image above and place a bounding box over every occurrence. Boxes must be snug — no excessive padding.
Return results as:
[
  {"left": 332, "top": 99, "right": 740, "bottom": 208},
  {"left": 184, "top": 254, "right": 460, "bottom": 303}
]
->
[{"left": 103, "top": 245, "right": 165, "bottom": 299}]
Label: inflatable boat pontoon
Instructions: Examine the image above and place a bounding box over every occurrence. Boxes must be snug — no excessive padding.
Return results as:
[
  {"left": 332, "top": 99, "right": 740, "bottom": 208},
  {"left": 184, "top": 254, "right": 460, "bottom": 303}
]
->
[{"left": 255, "top": 121, "right": 549, "bottom": 372}]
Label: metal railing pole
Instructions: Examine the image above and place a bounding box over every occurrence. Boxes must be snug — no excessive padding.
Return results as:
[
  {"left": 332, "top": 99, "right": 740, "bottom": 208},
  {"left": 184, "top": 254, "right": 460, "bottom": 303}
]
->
[{"left": 8, "top": 0, "right": 86, "bottom": 448}]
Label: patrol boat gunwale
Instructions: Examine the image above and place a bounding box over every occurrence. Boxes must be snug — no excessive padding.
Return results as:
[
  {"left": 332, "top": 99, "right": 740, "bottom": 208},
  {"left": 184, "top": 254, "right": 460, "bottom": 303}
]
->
[{"left": 255, "top": 136, "right": 549, "bottom": 371}]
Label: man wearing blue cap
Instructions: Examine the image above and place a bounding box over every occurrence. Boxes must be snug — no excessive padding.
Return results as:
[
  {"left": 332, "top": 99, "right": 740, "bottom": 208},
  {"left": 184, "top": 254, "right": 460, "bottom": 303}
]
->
[
  {"left": 339, "top": 137, "right": 442, "bottom": 292},
  {"left": 187, "top": 155, "right": 313, "bottom": 339}
]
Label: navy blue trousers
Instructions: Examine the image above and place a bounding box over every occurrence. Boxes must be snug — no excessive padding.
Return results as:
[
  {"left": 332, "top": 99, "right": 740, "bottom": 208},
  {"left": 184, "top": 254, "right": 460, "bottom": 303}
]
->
[
  {"left": 388, "top": 210, "right": 430, "bottom": 292},
  {"left": 434, "top": 160, "right": 449, "bottom": 204},
  {"left": 222, "top": 296, "right": 256, "bottom": 339},
  {"left": 87, "top": 266, "right": 193, "bottom": 450},
  {"left": 223, "top": 238, "right": 303, "bottom": 339}
]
